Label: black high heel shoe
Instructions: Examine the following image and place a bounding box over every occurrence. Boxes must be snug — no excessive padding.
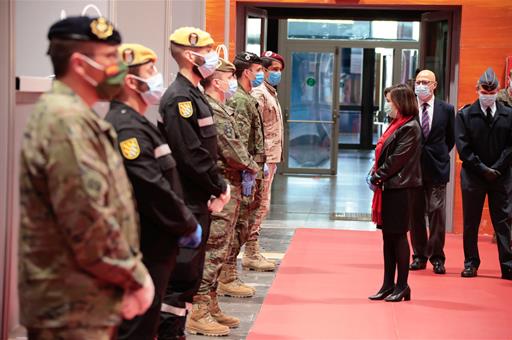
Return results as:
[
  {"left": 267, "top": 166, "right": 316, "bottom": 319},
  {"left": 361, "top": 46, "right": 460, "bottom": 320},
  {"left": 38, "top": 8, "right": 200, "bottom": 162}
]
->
[
  {"left": 385, "top": 285, "right": 411, "bottom": 302},
  {"left": 368, "top": 286, "right": 395, "bottom": 300}
]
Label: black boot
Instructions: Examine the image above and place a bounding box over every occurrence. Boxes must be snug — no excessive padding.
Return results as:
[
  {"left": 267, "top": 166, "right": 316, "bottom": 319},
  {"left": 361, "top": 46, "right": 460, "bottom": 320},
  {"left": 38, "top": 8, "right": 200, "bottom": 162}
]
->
[
  {"left": 158, "top": 312, "right": 187, "bottom": 340},
  {"left": 385, "top": 285, "right": 411, "bottom": 302}
]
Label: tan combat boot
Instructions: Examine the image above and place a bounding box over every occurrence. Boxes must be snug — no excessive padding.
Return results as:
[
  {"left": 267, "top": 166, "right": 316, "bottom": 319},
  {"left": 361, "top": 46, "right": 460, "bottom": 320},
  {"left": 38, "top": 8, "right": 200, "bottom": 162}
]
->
[
  {"left": 217, "top": 264, "right": 255, "bottom": 298},
  {"left": 208, "top": 291, "right": 240, "bottom": 328},
  {"left": 186, "top": 294, "right": 230, "bottom": 336},
  {"left": 242, "top": 240, "right": 276, "bottom": 272}
]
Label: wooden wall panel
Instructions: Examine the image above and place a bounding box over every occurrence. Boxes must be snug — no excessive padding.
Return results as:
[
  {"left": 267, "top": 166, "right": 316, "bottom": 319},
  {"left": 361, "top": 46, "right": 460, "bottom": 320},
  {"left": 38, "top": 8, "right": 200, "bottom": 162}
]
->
[{"left": 206, "top": 0, "right": 512, "bottom": 235}]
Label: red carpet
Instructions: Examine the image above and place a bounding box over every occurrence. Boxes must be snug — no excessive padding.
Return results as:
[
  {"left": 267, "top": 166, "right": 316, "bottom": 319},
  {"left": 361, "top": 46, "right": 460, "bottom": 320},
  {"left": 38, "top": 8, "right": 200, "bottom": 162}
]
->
[{"left": 248, "top": 229, "right": 511, "bottom": 339}]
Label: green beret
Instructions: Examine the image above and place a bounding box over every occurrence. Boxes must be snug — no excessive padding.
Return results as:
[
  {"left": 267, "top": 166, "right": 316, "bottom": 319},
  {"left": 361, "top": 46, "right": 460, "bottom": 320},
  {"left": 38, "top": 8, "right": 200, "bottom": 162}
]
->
[{"left": 48, "top": 16, "right": 121, "bottom": 44}]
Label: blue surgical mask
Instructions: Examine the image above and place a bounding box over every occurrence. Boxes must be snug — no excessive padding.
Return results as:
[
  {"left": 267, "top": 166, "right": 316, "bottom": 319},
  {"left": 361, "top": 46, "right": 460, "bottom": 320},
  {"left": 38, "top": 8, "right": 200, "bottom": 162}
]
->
[
  {"left": 251, "top": 71, "right": 264, "bottom": 87},
  {"left": 132, "top": 73, "right": 165, "bottom": 105},
  {"left": 191, "top": 51, "right": 219, "bottom": 79},
  {"left": 267, "top": 71, "right": 282, "bottom": 86},
  {"left": 415, "top": 84, "right": 431, "bottom": 101},
  {"left": 224, "top": 79, "right": 238, "bottom": 100},
  {"left": 479, "top": 93, "right": 497, "bottom": 109}
]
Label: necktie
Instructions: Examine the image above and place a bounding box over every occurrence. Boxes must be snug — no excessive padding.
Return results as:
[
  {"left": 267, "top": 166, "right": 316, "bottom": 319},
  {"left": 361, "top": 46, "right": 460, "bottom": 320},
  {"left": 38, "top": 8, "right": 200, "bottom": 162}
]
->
[
  {"left": 421, "top": 103, "right": 430, "bottom": 138},
  {"left": 486, "top": 107, "right": 493, "bottom": 125}
]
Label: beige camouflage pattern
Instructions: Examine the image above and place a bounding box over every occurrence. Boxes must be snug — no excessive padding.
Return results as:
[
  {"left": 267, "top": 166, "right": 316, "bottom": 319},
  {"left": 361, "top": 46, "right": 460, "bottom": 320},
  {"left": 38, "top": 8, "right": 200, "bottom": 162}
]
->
[
  {"left": 19, "top": 80, "right": 148, "bottom": 328},
  {"left": 197, "top": 95, "right": 258, "bottom": 295},
  {"left": 497, "top": 88, "right": 512, "bottom": 107},
  {"left": 251, "top": 81, "right": 283, "bottom": 163}
]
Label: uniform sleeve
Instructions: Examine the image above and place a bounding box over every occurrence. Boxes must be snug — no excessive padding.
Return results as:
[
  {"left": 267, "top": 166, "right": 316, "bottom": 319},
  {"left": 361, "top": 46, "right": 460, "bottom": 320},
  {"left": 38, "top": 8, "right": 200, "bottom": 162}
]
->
[
  {"left": 455, "top": 110, "right": 488, "bottom": 174},
  {"left": 162, "top": 97, "right": 226, "bottom": 197},
  {"left": 231, "top": 98, "right": 252, "bottom": 152},
  {"left": 375, "top": 124, "right": 421, "bottom": 181},
  {"left": 253, "top": 102, "right": 267, "bottom": 162},
  {"left": 490, "top": 110, "right": 512, "bottom": 173},
  {"left": 117, "top": 126, "right": 198, "bottom": 237},
  {"left": 47, "top": 117, "right": 147, "bottom": 291},
  {"left": 214, "top": 115, "right": 260, "bottom": 173},
  {"left": 445, "top": 103, "right": 455, "bottom": 152}
]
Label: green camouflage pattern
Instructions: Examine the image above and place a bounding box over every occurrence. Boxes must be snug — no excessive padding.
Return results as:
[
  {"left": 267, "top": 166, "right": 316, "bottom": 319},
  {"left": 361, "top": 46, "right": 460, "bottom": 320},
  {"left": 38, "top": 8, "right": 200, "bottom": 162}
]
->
[
  {"left": 497, "top": 88, "right": 512, "bottom": 107},
  {"left": 198, "top": 95, "right": 258, "bottom": 294},
  {"left": 19, "top": 80, "right": 148, "bottom": 328}
]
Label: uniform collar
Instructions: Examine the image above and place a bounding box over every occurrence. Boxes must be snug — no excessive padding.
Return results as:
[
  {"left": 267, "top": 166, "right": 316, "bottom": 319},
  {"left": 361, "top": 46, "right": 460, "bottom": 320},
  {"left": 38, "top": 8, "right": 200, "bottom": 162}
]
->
[
  {"left": 51, "top": 80, "right": 89, "bottom": 110},
  {"left": 263, "top": 81, "right": 277, "bottom": 95},
  {"left": 109, "top": 100, "right": 149, "bottom": 124}
]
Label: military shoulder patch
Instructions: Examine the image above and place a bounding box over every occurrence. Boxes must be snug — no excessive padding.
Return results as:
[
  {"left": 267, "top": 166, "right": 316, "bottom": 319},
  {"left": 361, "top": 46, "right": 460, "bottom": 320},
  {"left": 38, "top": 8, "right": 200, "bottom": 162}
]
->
[
  {"left": 178, "top": 101, "right": 193, "bottom": 118},
  {"left": 120, "top": 138, "right": 141, "bottom": 160}
]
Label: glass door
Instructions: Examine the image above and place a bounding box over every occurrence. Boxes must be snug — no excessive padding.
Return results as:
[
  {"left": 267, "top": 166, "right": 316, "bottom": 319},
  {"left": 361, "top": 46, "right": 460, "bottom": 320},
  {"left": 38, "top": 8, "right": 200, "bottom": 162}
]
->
[{"left": 282, "top": 46, "right": 339, "bottom": 174}]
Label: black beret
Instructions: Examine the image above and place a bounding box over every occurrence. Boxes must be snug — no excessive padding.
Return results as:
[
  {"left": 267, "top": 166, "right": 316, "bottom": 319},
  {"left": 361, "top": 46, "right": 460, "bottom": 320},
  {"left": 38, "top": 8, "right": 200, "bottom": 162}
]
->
[
  {"left": 478, "top": 67, "right": 499, "bottom": 91},
  {"left": 234, "top": 51, "right": 262, "bottom": 65},
  {"left": 48, "top": 16, "right": 121, "bottom": 44}
]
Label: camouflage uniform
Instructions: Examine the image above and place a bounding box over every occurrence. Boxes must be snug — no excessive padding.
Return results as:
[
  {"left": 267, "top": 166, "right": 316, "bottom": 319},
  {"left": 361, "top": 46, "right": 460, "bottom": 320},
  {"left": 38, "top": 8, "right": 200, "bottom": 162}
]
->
[
  {"left": 224, "top": 85, "right": 266, "bottom": 268},
  {"left": 19, "top": 81, "right": 148, "bottom": 335},
  {"left": 250, "top": 81, "right": 283, "bottom": 241},
  {"left": 199, "top": 94, "right": 260, "bottom": 296},
  {"left": 497, "top": 88, "right": 512, "bottom": 107}
]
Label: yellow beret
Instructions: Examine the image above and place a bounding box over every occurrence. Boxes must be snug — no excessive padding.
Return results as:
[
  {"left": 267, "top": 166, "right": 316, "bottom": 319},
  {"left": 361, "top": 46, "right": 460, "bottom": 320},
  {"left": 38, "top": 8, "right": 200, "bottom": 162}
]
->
[
  {"left": 216, "top": 58, "right": 235, "bottom": 73},
  {"left": 169, "top": 26, "right": 214, "bottom": 47},
  {"left": 119, "top": 43, "right": 157, "bottom": 67}
]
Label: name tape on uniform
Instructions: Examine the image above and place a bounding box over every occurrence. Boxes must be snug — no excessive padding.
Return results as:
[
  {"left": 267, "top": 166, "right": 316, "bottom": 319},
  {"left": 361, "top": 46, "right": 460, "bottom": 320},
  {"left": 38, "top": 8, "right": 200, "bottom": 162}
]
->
[
  {"left": 197, "top": 116, "right": 214, "bottom": 127},
  {"left": 154, "top": 144, "right": 171, "bottom": 158}
]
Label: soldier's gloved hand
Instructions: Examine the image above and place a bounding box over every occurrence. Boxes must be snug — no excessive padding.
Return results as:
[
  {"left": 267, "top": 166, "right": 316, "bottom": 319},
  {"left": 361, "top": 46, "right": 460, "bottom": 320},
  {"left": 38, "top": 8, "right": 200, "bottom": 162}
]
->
[
  {"left": 121, "top": 273, "right": 155, "bottom": 320},
  {"left": 482, "top": 167, "right": 501, "bottom": 182},
  {"left": 178, "top": 224, "right": 202, "bottom": 248},
  {"left": 241, "top": 170, "right": 256, "bottom": 196},
  {"left": 263, "top": 163, "right": 270, "bottom": 178}
]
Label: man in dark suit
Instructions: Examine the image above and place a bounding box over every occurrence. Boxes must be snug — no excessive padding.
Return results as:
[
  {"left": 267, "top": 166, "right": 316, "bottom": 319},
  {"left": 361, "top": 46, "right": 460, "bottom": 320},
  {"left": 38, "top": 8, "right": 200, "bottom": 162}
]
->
[
  {"left": 410, "top": 70, "right": 455, "bottom": 274},
  {"left": 455, "top": 67, "right": 512, "bottom": 280}
]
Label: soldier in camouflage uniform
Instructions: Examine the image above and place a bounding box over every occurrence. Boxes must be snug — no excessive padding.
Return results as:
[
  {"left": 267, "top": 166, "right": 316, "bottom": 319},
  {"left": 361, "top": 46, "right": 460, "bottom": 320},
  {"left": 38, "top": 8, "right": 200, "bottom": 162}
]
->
[
  {"left": 19, "top": 17, "right": 153, "bottom": 340},
  {"left": 497, "top": 70, "right": 512, "bottom": 107},
  {"left": 247, "top": 51, "right": 286, "bottom": 272},
  {"left": 186, "top": 58, "right": 260, "bottom": 336},
  {"left": 219, "top": 52, "right": 267, "bottom": 297}
]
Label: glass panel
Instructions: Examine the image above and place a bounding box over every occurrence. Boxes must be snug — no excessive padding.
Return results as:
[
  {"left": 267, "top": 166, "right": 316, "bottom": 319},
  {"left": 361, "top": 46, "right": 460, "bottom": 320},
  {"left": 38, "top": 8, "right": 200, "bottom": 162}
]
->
[
  {"left": 246, "top": 17, "right": 262, "bottom": 55},
  {"left": 288, "top": 19, "right": 420, "bottom": 41},
  {"left": 401, "top": 49, "right": 419, "bottom": 84},
  {"left": 373, "top": 48, "right": 394, "bottom": 144},
  {"left": 288, "top": 122, "right": 332, "bottom": 169},
  {"left": 288, "top": 51, "right": 334, "bottom": 170},
  {"left": 339, "top": 48, "right": 362, "bottom": 144},
  {"left": 423, "top": 21, "right": 448, "bottom": 99},
  {"left": 289, "top": 52, "right": 334, "bottom": 121}
]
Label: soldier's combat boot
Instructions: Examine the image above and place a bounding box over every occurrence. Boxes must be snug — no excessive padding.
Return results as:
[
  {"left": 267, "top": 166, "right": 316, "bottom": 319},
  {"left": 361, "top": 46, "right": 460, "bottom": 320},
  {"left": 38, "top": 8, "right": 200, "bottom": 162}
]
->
[
  {"left": 208, "top": 291, "right": 240, "bottom": 328},
  {"left": 186, "top": 295, "right": 230, "bottom": 337},
  {"left": 217, "top": 264, "right": 255, "bottom": 298},
  {"left": 242, "top": 239, "right": 276, "bottom": 271}
]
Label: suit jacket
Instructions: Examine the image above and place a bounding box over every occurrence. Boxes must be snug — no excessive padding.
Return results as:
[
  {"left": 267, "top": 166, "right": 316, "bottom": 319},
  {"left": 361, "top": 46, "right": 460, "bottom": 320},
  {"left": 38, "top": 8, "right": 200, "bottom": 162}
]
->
[{"left": 420, "top": 98, "right": 455, "bottom": 184}]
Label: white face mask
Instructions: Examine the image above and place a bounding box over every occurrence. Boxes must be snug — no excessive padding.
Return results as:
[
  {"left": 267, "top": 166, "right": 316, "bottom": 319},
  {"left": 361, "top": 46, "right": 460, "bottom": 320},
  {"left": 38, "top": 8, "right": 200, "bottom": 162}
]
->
[
  {"left": 191, "top": 51, "right": 219, "bottom": 79},
  {"left": 415, "top": 84, "right": 432, "bottom": 101},
  {"left": 479, "top": 93, "right": 497, "bottom": 109},
  {"left": 383, "top": 102, "right": 392, "bottom": 116},
  {"left": 132, "top": 73, "right": 165, "bottom": 105}
]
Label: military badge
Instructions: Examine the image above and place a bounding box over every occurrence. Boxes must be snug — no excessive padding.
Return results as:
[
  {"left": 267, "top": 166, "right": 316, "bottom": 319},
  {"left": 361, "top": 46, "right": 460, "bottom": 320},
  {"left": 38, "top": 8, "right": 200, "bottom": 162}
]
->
[
  {"left": 90, "top": 17, "right": 114, "bottom": 40},
  {"left": 122, "top": 48, "right": 135, "bottom": 65},
  {"left": 178, "top": 101, "right": 194, "bottom": 118},
  {"left": 224, "top": 124, "right": 234, "bottom": 138},
  {"left": 189, "top": 33, "right": 198, "bottom": 46},
  {"left": 264, "top": 51, "right": 273, "bottom": 57},
  {"left": 120, "top": 138, "right": 141, "bottom": 160}
]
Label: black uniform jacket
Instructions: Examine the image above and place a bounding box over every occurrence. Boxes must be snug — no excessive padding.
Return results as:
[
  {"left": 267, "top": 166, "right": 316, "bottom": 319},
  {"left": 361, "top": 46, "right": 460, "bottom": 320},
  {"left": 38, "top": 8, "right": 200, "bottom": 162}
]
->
[
  {"left": 455, "top": 100, "right": 512, "bottom": 177},
  {"left": 421, "top": 99, "right": 455, "bottom": 184},
  {"left": 375, "top": 118, "right": 423, "bottom": 190},
  {"left": 159, "top": 73, "right": 226, "bottom": 212},
  {"left": 106, "top": 101, "right": 198, "bottom": 260}
]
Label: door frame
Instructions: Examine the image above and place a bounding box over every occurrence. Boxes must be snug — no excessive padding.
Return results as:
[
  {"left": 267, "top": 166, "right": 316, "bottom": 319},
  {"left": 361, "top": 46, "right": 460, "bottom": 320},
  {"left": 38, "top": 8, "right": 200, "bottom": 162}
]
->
[{"left": 278, "top": 19, "right": 419, "bottom": 174}]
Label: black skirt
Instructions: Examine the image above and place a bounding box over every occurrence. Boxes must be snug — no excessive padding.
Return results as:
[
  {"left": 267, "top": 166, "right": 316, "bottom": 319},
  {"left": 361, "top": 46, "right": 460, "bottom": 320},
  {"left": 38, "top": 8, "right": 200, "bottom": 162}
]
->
[{"left": 378, "top": 187, "right": 422, "bottom": 234}]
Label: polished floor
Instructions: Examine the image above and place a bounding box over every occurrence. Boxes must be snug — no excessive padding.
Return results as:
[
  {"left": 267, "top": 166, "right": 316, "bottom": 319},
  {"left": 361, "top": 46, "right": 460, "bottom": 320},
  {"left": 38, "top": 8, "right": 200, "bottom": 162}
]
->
[{"left": 189, "top": 149, "right": 376, "bottom": 339}]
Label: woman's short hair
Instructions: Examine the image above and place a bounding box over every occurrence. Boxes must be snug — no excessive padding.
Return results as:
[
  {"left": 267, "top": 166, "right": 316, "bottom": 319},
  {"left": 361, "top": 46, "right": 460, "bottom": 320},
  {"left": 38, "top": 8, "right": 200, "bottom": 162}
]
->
[
  {"left": 389, "top": 84, "right": 419, "bottom": 117},
  {"left": 383, "top": 86, "right": 395, "bottom": 97}
]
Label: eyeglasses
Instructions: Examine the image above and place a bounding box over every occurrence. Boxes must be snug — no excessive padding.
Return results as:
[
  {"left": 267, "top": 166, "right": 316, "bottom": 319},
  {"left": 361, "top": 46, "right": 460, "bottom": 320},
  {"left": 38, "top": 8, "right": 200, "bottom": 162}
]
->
[{"left": 415, "top": 80, "right": 434, "bottom": 86}]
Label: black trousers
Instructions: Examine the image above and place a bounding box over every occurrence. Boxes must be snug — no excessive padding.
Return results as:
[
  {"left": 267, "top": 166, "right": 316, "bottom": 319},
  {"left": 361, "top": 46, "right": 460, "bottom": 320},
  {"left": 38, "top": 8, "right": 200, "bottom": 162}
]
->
[
  {"left": 461, "top": 168, "right": 512, "bottom": 277},
  {"left": 410, "top": 183, "right": 447, "bottom": 264},
  {"left": 118, "top": 255, "right": 177, "bottom": 340},
  {"left": 159, "top": 210, "right": 211, "bottom": 338}
]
